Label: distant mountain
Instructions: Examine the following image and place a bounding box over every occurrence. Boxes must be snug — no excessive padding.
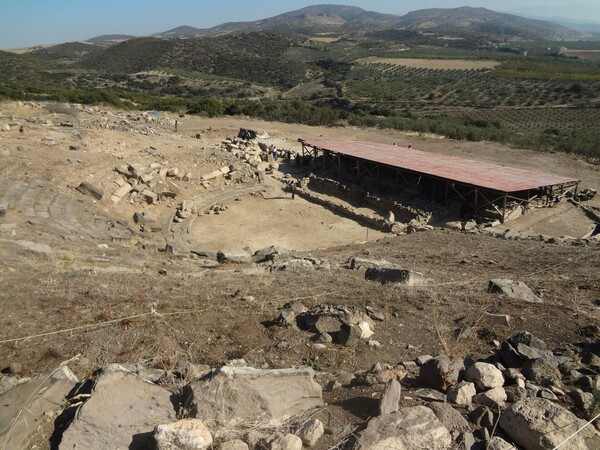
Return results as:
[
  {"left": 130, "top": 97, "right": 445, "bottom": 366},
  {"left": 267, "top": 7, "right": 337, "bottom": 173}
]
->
[
  {"left": 395, "top": 6, "right": 586, "bottom": 40},
  {"left": 153, "top": 26, "right": 206, "bottom": 39},
  {"left": 151, "top": 5, "right": 399, "bottom": 38},
  {"left": 87, "top": 34, "right": 137, "bottom": 44},
  {"left": 538, "top": 17, "right": 600, "bottom": 34},
  {"left": 87, "top": 5, "right": 588, "bottom": 44}
]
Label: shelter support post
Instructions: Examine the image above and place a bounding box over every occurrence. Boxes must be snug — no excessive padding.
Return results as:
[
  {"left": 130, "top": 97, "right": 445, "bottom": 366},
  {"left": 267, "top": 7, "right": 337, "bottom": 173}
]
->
[
  {"left": 445, "top": 182, "right": 449, "bottom": 206},
  {"left": 502, "top": 193, "right": 508, "bottom": 224}
]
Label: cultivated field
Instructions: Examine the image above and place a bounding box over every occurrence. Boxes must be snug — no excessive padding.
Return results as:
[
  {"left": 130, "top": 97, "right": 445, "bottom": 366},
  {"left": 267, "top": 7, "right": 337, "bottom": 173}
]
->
[
  {"left": 358, "top": 57, "right": 500, "bottom": 70},
  {"left": 563, "top": 49, "right": 600, "bottom": 60}
]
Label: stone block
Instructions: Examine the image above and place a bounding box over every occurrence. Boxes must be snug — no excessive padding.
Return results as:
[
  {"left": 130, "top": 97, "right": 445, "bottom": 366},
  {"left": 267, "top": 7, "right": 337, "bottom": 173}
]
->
[
  {"left": 365, "top": 267, "right": 428, "bottom": 286},
  {"left": 76, "top": 181, "right": 104, "bottom": 200},
  {"left": 183, "top": 367, "right": 323, "bottom": 427},
  {"left": 60, "top": 371, "right": 176, "bottom": 450},
  {"left": 0, "top": 367, "right": 78, "bottom": 450}
]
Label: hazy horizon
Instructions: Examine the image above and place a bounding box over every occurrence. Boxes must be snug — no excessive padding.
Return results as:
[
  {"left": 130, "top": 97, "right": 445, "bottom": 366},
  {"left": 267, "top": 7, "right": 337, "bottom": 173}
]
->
[{"left": 2, "top": 0, "right": 600, "bottom": 49}]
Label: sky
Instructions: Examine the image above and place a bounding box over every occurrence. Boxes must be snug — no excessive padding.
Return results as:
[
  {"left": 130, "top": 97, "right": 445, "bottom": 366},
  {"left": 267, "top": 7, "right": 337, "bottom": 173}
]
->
[{"left": 1, "top": 0, "right": 599, "bottom": 49}]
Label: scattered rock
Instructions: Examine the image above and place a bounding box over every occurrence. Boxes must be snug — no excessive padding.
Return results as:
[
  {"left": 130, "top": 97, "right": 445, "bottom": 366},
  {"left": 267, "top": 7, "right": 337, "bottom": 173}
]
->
[
  {"left": 268, "top": 433, "right": 302, "bottom": 450},
  {"left": 499, "top": 398, "right": 593, "bottom": 450},
  {"left": 505, "top": 386, "right": 528, "bottom": 403},
  {"left": 153, "top": 419, "right": 213, "bottom": 450},
  {"left": 499, "top": 331, "right": 548, "bottom": 368},
  {"left": 488, "top": 279, "right": 541, "bottom": 303},
  {"left": 465, "top": 362, "right": 504, "bottom": 391},
  {"left": 349, "top": 257, "right": 395, "bottom": 270},
  {"left": 219, "top": 440, "right": 249, "bottom": 450},
  {"left": 296, "top": 418, "right": 324, "bottom": 447},
  {"left": 14, "top": 240, "right": 55, "bottom": 260},
  {"left": 473, "top": 386, "right": 507, "bottom": 408},
  {"left": 487, "top": 436, "right": 518, "bottom": 450},
  {"left": 419, "top": 355, "right": 463, "bottom": 391},
  {"left": 253, "top": 245, "right": 294, "bottom": 263},
  {"left": 468, "top": 405, "right": 496, "bottom": 428},
  {"left": 570, "top": 389, "right": 594, "bottom": 414},
  {"left": 413, "top": 388, "right": 447, "bottom": 402},
  {"left": 483, "top": 312, "right": 511, "bottom": 327},
  {"left": 522, "top": 356, "right": 561, "bottom": 387},
  {"left": 353, "top": 406, "right": 452, "bottom": 449},
  {"left": 217, "top": 249, "right": 252, "bottom": 264},
  {"left": 427, "top": 402, "right": 470, "bottom": 433},
  {"left": 447, "top": 381, "right": 476, "bottom": 405},
  {"left": 295, "top": 305, "right": 376, "bottom": 345},
  {"left": 276, "top": 258, "right": 315, "bottom": 271},
  {"left": 379, "top": 379, "right": 402, "bottom": 416},
  {"left": 8, "top": 363, "right": 22, "bottom": 374}
]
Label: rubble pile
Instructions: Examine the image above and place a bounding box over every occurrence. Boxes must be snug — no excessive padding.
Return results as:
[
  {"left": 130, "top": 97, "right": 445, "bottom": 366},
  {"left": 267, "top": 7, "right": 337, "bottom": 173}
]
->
[{"left": 112, "top": 161, "right": 185, "bottom": 205}]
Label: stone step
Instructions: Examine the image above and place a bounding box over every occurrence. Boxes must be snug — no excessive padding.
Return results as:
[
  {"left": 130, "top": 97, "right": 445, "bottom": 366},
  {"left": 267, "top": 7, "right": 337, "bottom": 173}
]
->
[
  {"left": 18, "top": 186, "right": 43, "bottom": 218},
  {"left": 69, "top": 198, "right": 112, "bottom": 240},
  {"left": 65, "top": 197, "right": 84, "bottom": 225},
  {"left": 1, "top": 181, "right": 28, "bottom": 208},
  {"left": 0, "top": 176, "right": 12, "bottom": 195},
  {"left": 49, "top": 194, "right": 88, "bottom": 238},
  {"left": 35, "top": 189, "right": 55, "bottom": 218},
  {"left": 81, "top": 206, "right": 112, "bottom": 235}
]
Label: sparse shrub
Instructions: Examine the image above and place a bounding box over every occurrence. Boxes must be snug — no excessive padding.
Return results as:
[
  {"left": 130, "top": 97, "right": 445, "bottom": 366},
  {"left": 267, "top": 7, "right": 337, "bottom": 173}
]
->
[{"left": 302, "top": 358, "right": 325, "bottom": 371}]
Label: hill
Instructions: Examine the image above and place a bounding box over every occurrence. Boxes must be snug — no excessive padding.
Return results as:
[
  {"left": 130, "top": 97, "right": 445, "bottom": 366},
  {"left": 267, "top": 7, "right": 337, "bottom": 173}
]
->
[
  {"left": 80, "top": 33, "right": 307, "bottom": 87},
  {"left": 29, "top": 41, "right": 105, "bottom": 63},
  {"left": 79, "top": 37, "right": 175, "bottom": 72}
]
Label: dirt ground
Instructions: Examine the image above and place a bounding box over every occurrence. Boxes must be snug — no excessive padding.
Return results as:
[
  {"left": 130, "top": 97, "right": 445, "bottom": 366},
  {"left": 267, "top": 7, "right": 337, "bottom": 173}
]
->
[{"left": 0, "top": 101, "right": 599, "bottom": 449}]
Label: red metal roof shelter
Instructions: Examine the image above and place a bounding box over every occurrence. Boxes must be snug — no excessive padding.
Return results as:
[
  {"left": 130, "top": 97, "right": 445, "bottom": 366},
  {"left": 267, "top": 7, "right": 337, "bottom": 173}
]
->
[
  {"left": 300, "top": 139, "right": 580, "bottom": 222},
  {"left": 302, "top": 140, "right": 578, "bottom": 193}
]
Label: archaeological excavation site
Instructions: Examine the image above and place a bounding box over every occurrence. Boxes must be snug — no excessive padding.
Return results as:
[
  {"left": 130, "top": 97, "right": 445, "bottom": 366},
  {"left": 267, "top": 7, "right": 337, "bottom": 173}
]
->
[{"left": 1, "top": 101, "right": 599, "bottom": 449}]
